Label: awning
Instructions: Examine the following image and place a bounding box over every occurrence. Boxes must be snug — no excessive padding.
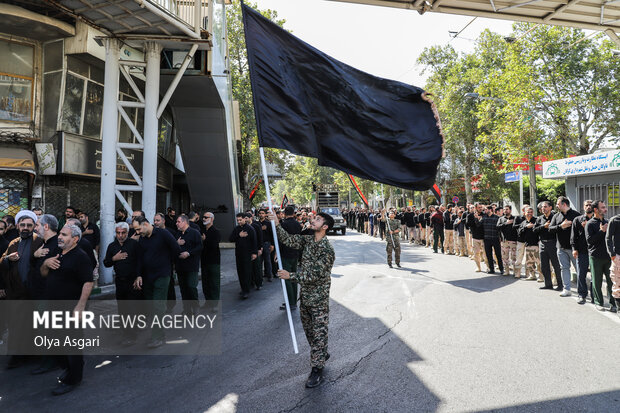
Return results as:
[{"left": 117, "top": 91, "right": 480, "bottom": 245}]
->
[{"left": 0, "top": 147, "right": 36, "bottom": 175}]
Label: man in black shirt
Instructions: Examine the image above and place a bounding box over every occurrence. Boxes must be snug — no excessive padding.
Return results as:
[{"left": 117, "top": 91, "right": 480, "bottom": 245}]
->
[
  {"left": 78, "top": 211, "right": 100, "bottom": 253},
  {"left": 154, "top": 213, "right": 177, "bottom": 312},
  {"left": 605, "top": 210, "right": 620, "bottom": 313},
  {"left": 175, "top": 214, "right": 202, "bottom": 315},
  {"left": 67, "top": 218, "right": 97, "bottom": 271},
  {"left": 132, "top": 216, "right": 182, "bottom": 347},
  {"left": 518, "top": 206, "right": 541, "bottom": 280},
  {"left": 467, "top": 203, "right": 487, "bottom": 272},
  {"left": 498, "top": 205, "right": 518, "bottom": 277},
  {"left": 549, "top": 196, "right": 581, "bottom": 297},
  {"left": 417, "top": 208, "right": 426, "bottom": 246},
  {"left": 443, "top": 205, "right": 455, "bottom": 254},
  {"left": 41, "top": 224, "right": 93, "bottom": 395},
  {"left": 431, "top": 206, "right": 445, "bottom": 254},
  {"left": 279, "top": 206, "right": 301, "bottom": 310},
  {"left": 247, "top": 212, "right": 264, "bottom": 290},
  {"left": 200, "top": 212, "right": 221, "bottom": 302},
  {"left": 258, "top": 209, "right": 274, "bottom": 282},
  {"left": 103, "top": 221, "right": 141, "bottom": 345},
  {"left": 481, "top": 205, "right": 503, "bottom": 275},
  {"left": 586, "top": 200, "right": 615, "bottom": 312},
  {"left": 229, "top": 213, "right": 257, "bottom": 299},
  {"left": 513, "top": 205, "right": 529, "bottom": 279},
  {"left": 534, "top": 201, "right": 562, "bottom": 290},
  {"left": 571, "top": 200, "right": 593, "bottom": 304},
  {"left": 0, "top": 220, "right": 9, "bottom": 260}
]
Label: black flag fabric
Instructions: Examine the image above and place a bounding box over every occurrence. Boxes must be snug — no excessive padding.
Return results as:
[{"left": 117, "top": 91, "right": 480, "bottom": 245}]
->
[{"left": 242, "top": 3, "right": 444, "bottom": 190}]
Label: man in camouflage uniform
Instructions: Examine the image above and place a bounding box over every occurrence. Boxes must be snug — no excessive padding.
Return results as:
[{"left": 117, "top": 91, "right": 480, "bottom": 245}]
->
[
  {"left": 384, "top": 210, "right": 401, "bottom": 268},
  {"left": 517, "top": 206, "right": 541, "bottom": 280},
  {"left": 269, "top": 210, "right": 336, "bottom": 388}
]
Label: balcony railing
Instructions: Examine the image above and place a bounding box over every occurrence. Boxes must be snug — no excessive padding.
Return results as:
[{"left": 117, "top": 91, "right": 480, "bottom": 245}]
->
[{"left": 149, "top": 0, "right": 211, "bottom": 34}]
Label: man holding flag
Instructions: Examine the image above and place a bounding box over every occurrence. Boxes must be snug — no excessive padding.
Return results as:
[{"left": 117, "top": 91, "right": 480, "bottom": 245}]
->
[{"left": 268, "top": 209, "right": 335, "bottom": 388}]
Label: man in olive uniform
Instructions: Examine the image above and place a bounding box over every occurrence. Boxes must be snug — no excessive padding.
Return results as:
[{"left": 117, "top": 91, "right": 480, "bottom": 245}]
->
[
  {"left": 385, "top": 210, "right": 401, "bottom": 268},
  {"left": 269, "top": 209, "right": 335, "bottom": 389}
]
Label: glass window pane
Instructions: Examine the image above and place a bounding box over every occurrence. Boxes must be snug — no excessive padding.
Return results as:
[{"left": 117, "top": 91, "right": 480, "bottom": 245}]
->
[
  {"left": 91, "top": 65, "right": 104, "bottom": 84},
  {"left": 118, "top": 95, "right": 137, "bottom": 143},
  {"left": 42, "top": 71, "right": 62, "bottom": 135},
  {"left": 0, "top": 39, "right": 33, "bottom": 77},
  {"left": 0, "top": 75, "right": 32, "bottom": 122},
  {"left": 61, "top": 73, "right": 85, "bottom": 133},
  {"left": 83, "top": 81, "right": 103, "bottom": 138},
  {"left": 44, "top": 41, "right": 63, "bottom": 73},
  {"left": 67, "top": 56, "right": 89, "bottom": 78}
]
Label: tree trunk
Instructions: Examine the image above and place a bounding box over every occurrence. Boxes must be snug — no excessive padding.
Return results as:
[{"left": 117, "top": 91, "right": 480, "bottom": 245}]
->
[
  {"left": 464, "top": 154, "right": 473, "bottom": 204},
  {"left": 528, "top": 152, "right": 537, "bottom": 209}
]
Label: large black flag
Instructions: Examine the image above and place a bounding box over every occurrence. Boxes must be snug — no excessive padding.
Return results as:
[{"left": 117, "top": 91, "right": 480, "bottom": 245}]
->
[{"left": 242, "top": 3, "right": 444, "bottom": 190}]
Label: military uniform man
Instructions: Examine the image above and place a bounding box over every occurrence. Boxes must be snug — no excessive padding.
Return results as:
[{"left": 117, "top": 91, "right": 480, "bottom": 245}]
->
[
  {"left": 269, "top": 210, "right": 335, "bottom": 389},
  {"left": 384, "top": 210, "right": 401, "bottom": 268}
]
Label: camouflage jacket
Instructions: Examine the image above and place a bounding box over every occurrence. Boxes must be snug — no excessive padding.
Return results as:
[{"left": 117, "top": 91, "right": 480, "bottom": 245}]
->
[
  {"left": 385, "top": 219, "right": 401, "bottom": 244},
  {"left": 276, "top": 225, "right": 335, "bottom": 307}
]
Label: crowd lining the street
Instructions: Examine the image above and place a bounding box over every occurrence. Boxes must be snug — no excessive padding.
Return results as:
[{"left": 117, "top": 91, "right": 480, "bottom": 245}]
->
[{"left": 342, "top": 197, "right": 620, "bottom": 314}]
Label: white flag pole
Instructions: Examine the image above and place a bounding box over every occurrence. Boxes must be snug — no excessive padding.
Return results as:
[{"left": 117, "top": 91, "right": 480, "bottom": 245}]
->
[
  {"left": 382, "top": 184, "right": 396, "bottom": 246},
  {"left": 259, "top": 147, "right": 299, "bottom": 354}
]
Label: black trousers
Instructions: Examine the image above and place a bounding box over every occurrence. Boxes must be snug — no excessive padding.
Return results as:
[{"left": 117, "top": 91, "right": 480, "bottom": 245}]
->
[
  {"left": 58, "top": 354, "right": 84, "bottom": 385},
  {"left": 251, "top": 254, "right": 263, "bottom": 288},
  {"left": 115, "top": 277, "right": 142, "bottom": 339},
  {"left": 235, "top": 253, "right": 252, "bottom": 293},
  {"left": 540, "top": 240, "right": 562, "bottom": 289},
  {"left": 484, "top": 238, "right": 503, "bottom": 273}
]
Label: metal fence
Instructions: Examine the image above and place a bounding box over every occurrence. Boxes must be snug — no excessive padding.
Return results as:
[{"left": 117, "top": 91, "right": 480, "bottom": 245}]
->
[
  {"left": 577, "top": 183, "right": 620, "bottom": 217},
  {"left": 151, "top": 0, "right": 211, "bottom": 32}
]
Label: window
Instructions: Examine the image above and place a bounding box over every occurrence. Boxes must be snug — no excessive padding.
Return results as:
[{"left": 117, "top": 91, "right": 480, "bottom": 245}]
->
[
  {"left": 59, "top": 56, "right": 105, "bottom": 138},
  {"left": 42, "top": 40, "right": 63, "bottom": 137},
  {"left": 0, "top": 39, "right": 34, "bottom": 122}
]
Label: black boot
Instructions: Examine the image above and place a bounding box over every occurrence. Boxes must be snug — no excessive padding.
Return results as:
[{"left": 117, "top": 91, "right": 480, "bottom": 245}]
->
[{"left": 305, "top": 367, "right": 323, "bottom": 388}]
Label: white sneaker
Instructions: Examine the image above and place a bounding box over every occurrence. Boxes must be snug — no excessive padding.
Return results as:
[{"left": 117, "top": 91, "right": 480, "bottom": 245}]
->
[{"left": 559, "top": 290, "right": 572, "bottom": 297}]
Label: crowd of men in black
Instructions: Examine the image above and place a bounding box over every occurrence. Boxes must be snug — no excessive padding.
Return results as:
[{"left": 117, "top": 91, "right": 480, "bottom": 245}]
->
[
  {"left": 343, "top": 197, "right": 620, "bottom": 315},
  {"left": 0, "top": 205, "right": 221, "bottom": 396}
]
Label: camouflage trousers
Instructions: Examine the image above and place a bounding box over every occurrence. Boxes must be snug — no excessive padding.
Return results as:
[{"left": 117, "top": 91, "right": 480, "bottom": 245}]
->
[
  {"left": 611, "top": 256, "right": 620, "bottom": 299},
  {"left": 456, "top": 236, "right": 468, "bottom": 256},
  {"left": 387, "top": 240, "right": 401, "bottom": 265},
  {"left": 472, "top": 239, "right": 487, "bottom": 270},
  {"left": 444, "top": 230, "right": 455, "bottom": 254},
  {"left": 300, "top": 302, "right": 329, "bottom": 368},
  {"left": 514, "top": 242, "right": 526, "bottom": 276},
  {"left": 525, "top": 246, "right": 541, "bottom": 279},
  {"left": 501, "top": 241, "right": 517, "bottom": 274}
]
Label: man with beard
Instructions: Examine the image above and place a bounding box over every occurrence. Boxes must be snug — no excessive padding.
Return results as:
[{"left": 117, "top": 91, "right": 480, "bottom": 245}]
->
[
  {"left": 200, "top": 212, "right": 221, "bottom": 302},
  {"left": 513, "top": 205, "right": 530, "bottom": 279},
  {"left": 586, "top": 201, "right": 616, "bottom": 312},
  {"left": 103, "top": 221, "right": 141, "bottom": 345},
  {"left": 154, "top": 212, "right": 178, "bottom": 311},
  {"left": 0, "top": 210, "right": 44, "bottom": 368},
  {"left": 498, "top": 206, "right": 518, "bottom": 277},
  {"left": 57, "top": 206, "right": 76, "bottom": 230},
  {"left": 246, "top": 212, "right": 264, "bottom": 290},
  {"left": 279, "top": 206, "right": 302, "bottom": 310},
  {"left": 549, "top": 196, "right": 580, "bottom": 297},
  {"left": 175, "top": 214, "right": 202, "bottom": 315},
  {"left": 534, "top": 201, "right": 563, "bottom": 290},
  {"left": 66, "top": 218, "right": 97, "bottom": 271},
  {"left": 385, "top": 210, "right": 402, "bottom": 268},
  {"left": 78, "top": 211, "right": 100, "bottom": 254},
  {"left": 2, "top": 215, "right": 19, "bottom": 244},
  {"left": 229, "top": 213, "right": 257, "bottom": 299},
  {"left": 41, "top": 224, "right": 93, "bottom": 395},
  {"left": 258, "top": 209, "right": 274, "bottom": 282},
  {"left": 518, "top": 207, "right": 541, "bottom": 281},
  {"left": 269, "top": 210, "right": 335, "bottom": 388},
  {"left": 571, "top": 200, "right": 594, "bottom": 304},
  {"left": 132, "top": 216, "right": 183, "bottom": 347},
  {"left": 0, "top": 219, "right": 8, "bottom": 255}
]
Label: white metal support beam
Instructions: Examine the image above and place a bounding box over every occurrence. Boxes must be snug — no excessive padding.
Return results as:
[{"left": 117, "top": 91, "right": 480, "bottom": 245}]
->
[
  {"left": 99, "top": 37, "right": 122, "bottom": 285},
  {"left": 157, "top": 43, "right": 199, "bottom": 118},
  {"left": 605, "top": 28, "right": 620, "bottom": 46},
  {"left": 543, "top": 0, "right": 580, "bottom": 22},
  {"left": 142, "top": 42, "right": 163, "bottom": 222}
]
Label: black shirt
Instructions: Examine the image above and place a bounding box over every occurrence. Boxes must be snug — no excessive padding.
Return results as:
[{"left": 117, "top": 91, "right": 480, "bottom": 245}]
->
[
  {"left": 443, "top": 211, "right": 454, "bottom": 230},
  {"left": 3, "top": 228, "right": 19, "bottom": 244},
  {"left": 513, "top": 215, "right": 527, "bottom": 243},
  {"left": 586, "top": 217, "right": 610, "bottom": 259},
  {"left": 548, "top": 208, "right": 580, "bottom": 250},
  {"left": 606, "top": 215, "right": 620, "bottom": 258},
  {"left": 201, "top": 225, "right": 221, "bottom": 265},
  {"left": 404, "top": 212, "right": 415, "bottom": 227},
  {"left": 251, "top": 221, "right": 264, "bottom": 248},
  {"left": 46, "top": 246, "right": 93, "bottom": 301},
  {"left": 103, "top": 237, "right": 140, "bottom": 280},
  {"left": 175, "top": 227, "right": 202, "bottom": 272},
  {"left": 498, "top": 215, "right": 518, "bottom": 242},
  {"left": 571, "top": 214, "right": 591, "bottom": 255},
  {"left": 518, "top": 216, "right": 539, "bottom": 247},
  {"left": 467, "top": 213, "right": 485, "bottom": 240},
  {"left": 279, "top": 217, "right": 301, "bottom": 259},
  {"left": 418, "top": 213, "right": 426, "bottom": 228},
  {"left": 78, "top": 237, "right": 97, "bottom": 269},
  {"left": 0, "top": 235, "right": 8, "bottom": 257},
  {"left": 229, "top": 223, "right": 258, "bottom": 257},
  {"left": 534, "top": 212, "right": 556, "bottom": 242},
  {"left": 137, "top": 227, "right": 182, "bottom": 281},
  {"left": 81, "top": 222, "right": 100, "bottom": 248},
  {"left": 31, "top": 234, "right": 58, "bottom": 299},
  {"left": 259, "top": 219, "right": 274, "bottom": 246}
]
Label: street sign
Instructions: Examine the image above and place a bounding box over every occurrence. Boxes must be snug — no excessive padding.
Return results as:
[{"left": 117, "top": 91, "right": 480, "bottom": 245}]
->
[
  {"left": 505, "top": 171, "right": 521, "bottom": 183},
  {"left": 452, "top": 196, "right": 459, "bottom": 204}
]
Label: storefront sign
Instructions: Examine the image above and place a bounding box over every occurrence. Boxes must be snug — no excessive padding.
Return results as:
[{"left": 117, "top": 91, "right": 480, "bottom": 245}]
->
[
  {"left": 35, "top": 143, "right": 56, "bottom": 175},
  {"left": 60, "top": 132, "right": 173, "bottom": 190},
  {"left": 543, "top": 150, "right": 620, "bottom": 178}
]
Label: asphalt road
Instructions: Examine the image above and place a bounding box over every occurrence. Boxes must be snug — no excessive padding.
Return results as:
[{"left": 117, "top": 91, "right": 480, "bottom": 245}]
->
[{"left": 2, "top": 229, "right": 619, "bottom": 413}]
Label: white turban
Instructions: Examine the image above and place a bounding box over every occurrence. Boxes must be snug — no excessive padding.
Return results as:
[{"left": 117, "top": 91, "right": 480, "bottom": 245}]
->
[{"left": 15, "top": 209, "right": 37, "bottom": 224}]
